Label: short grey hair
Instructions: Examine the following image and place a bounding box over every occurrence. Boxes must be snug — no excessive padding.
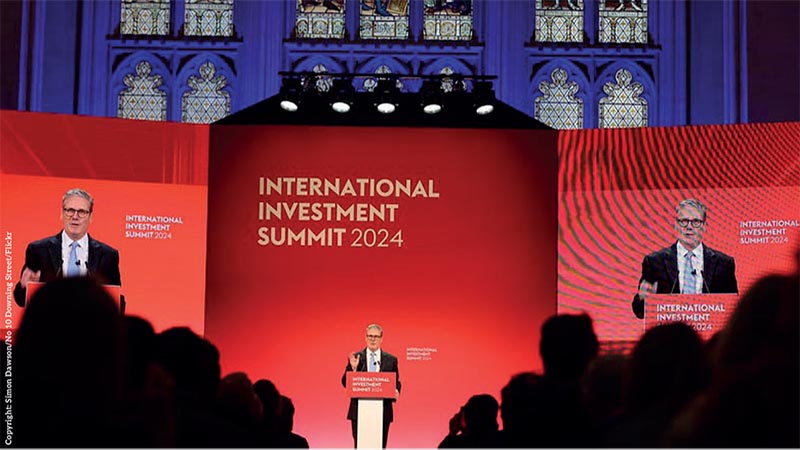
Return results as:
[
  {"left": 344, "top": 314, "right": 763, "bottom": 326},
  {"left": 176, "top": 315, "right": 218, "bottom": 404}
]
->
[
  {"left": 366, "top": 324, "right": 383, "bottom": 336},
  {"left": 63, "top": 188, "right": 94, "bottom": 212},
  {"left": 675, "top": 198, "right": 707, "bottom": 222}
]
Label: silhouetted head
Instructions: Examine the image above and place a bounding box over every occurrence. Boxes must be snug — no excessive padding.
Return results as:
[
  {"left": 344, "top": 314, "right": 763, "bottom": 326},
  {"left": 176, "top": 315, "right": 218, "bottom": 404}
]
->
[
  {"left": 155, "top": 327, "right": 221, "bottom": 404},
  {"left": 463, "top": 394, "right": 499, "bottom": 433},
  {"left": 218, "top": 372, "right": 262, "bottom": 427},
  {"left": 254, "top": 378, "right": 281, "bottom": 421},
  {"left": 713, "top": 273, "right": 799, "bottom": 374},
  {"left": 500, "top": 372, "right": 542, "bottom": 433},
  {"left": 540, "top": 313, "right": 599, "bottom": 379},
  {"left": 15, "top": 277, "right": 124, "bottom": 446},
  {"left": 17, "top": 276, "right": 123, "bottom": 385},
  {"left": 277, "top": 395, "right": 296, "bottom": 433},
  {"left": 626, "top": 322, "right": 708, "bottom": 412}
]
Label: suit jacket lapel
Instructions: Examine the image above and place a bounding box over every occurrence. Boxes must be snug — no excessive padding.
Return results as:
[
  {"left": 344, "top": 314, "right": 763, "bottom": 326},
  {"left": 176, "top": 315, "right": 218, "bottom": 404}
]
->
[
  {"left": 87, "top": 235, "right": 99, "bottom": 275},
  {"left": 703, "top": 246, "right": 716, "bottom": 293},
  {"left": 666, "top": 243, "right": 679, "bottom": 293},
  {"left": 48, "top": 233, "right": 63, "bottom": 276}
]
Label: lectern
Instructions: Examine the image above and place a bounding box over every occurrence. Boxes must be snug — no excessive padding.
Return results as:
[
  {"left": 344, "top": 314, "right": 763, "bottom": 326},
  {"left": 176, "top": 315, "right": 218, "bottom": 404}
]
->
[
  {"left": 644, "top": 293, "right": 739, "bottom": 339},
  {"left": 345, "top": 371, "right": 397, "bottom": 448},
  {"left": 26, "top": 281, "right": 125, "bottom": 313}
]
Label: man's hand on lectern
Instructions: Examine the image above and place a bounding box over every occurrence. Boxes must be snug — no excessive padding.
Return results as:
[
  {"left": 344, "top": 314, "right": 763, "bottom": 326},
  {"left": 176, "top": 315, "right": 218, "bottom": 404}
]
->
[
  {"left": 20, "top": 267, "right": 41, "bottom": 288},
  {"left": 637, "top": 279, "right": 657, "bottom": 300}
]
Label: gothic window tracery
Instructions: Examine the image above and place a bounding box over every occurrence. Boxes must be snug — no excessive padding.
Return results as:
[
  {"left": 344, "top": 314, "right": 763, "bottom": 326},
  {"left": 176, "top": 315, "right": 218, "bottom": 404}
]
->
[
  {"left": 295, "top": 0, "right": 345, "bottom": 39},
  {"left": 120, "top": 0, "right": 170, "bottom": 35},
  {"left": 534, "top": 67, "right": 583, "bottom": 129},
  {"left": 535, "top": 0, "right": 584, "bottom": 43},
  {"left": 117, "top": 61, "right": 168, "bottom": 121},
  {"left": 184, "top": 0, "right": 234, "bottom": 37},
  {"left": 598, "top": 68, "right": 647, "bottom": 128},
  {"left": 181, "top": 61, "right": 231, "bottom": 123}
]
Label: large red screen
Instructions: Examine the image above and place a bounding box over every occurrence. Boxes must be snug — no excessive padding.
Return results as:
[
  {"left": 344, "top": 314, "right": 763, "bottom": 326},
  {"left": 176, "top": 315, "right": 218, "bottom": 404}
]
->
[
  {"left": 557, "top": 123, "right": 800, "bottom": 342},
  {"left": 0, "top": 111, "right": 209, "bottom": 333},
  {"left": 204, "top": 125, "right": 559, "bottom": 447}
]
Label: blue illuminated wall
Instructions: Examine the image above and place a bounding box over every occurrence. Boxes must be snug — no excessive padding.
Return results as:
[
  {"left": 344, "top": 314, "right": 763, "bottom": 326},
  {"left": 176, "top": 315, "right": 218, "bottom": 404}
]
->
[{"left": 1, "top": 0, "right": 798, "bottom": 126}]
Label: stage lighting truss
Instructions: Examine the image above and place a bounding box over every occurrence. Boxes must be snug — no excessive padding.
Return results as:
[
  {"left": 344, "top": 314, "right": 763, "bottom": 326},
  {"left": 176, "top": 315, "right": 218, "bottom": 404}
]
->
[{"left": 277, "top": 71, "right": 497, "bottom": 115}]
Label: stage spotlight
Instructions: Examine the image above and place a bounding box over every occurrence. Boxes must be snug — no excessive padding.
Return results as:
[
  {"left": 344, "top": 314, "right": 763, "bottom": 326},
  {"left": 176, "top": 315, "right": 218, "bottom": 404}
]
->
[
  {"left": 420, "top": 80, "right": 443, "bottom": 114},
  {"left": 330, "top": 78, "right": 355, "bottom": 113},
  {"left": 279, "top": 77, "right": 303, "bottom": 112},
  {"left": 375, "top": 78, "right": 399, "bottom": 114},
  {"left": 473, "top": 81, "right": 496, "bottom": 115}
]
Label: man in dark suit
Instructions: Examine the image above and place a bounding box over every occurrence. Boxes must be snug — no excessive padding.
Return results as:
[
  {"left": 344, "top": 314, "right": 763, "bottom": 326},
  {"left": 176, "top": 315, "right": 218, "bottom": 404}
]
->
[
  {"left": 14, "top": 188, "right": 121, "bottom": 307},
  {"left": 341, "top": 323, "right": 401, "bottom": 448},
  {"left": 632, "top": 199, "right": 737, "bottom": 319}
]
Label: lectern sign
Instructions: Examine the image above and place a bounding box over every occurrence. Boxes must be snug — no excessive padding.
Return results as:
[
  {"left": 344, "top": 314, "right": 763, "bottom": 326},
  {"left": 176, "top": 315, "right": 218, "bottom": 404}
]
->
[
  {"left": 644, "top": 293, "right": 739, "bottom": 339},
  {"left": 345, "top": 372, "right": 397, "bottom": 399}
]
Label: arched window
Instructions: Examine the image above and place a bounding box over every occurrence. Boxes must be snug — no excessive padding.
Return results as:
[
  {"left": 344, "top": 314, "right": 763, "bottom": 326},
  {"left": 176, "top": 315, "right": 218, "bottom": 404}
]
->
[
  {"left": 535, "top": 0, "right": 584, "bottom": 43},
  {"left": 598, "top": 68, "right": 647, "bottom": 128},
  {"left": 360, "top": 0, "right": 409, "bottom": 39},
  {"left": 598, "top": 0, "right": 648, "bottom": 44},
  {"left": 535, "top": 68, "right": 583, "bottom": 129},
  {"left": 120, "top": 0, "right": 170, "bottom": 35},
  {"left": 362, "top": 65, "right": 404, "bottom": 91},
  {"left": 438, "top": 66, "right": 465, "bottom": 93},
  {"left": 295, "top": 0, "right": 345, "bottom": 39},
  {"left": 117, "top": 61, "right": 168, "bottom": 121},
  {"left": 181, "top": 61, "right": 231, "bottom": 123},
  {"left": 423, "top": 0, "right": 472, "bottom": 41},
  {"left": 303, "top": 64, "right": 334, "bottom": 92},
  {"left": 184, "top": 0, "right": 234, "bottom": 37}
]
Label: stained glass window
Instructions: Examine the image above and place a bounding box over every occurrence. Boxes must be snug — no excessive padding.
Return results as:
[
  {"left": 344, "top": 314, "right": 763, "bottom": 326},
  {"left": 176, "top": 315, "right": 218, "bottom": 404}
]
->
[
  {"left": 120, "top": 0, "right": 170, "bottom": 35},
  {"left": 438, "top": 66, "right": 464, "bottom": 93},
  {"left": 423, "top": 0, "right": 472, "bottom": 41},
  {"left": 360, "top": 0, "right": 409, "bottom": 40},
  {"left": 598, "top": 0, "right": 648, "bottom": 44},
  {"left": 362, "top": 65, "right": 404, "bottom": 91},
  {"left": 181, "top": 61, "right": 231, "bottom": 123},
  {"left": 535, "top": 0, "right": 583, "bottom": 43},
  {"left": 311, "top": 64, "right": 334, "bottom": 92},
  {"left": 534, "top": 68, "right": 583, "bottom": 129},
  {"left": 295, "top": 0, "right": 345, "bottom": 39},
  {"left": 598, "top": 68, "right": 647, "bottom": 128},
  {"left": 184, "top": 0, "right": 234, "bottom": 37},
  {"left": 117, "top": 61, "right": 168, "bottom": 121}
]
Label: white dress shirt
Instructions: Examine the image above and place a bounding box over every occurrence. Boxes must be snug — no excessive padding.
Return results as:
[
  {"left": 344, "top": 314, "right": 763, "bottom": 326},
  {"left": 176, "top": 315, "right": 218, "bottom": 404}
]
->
[{"left": 61, "top": 230, "right": 89, "bottom": 277}]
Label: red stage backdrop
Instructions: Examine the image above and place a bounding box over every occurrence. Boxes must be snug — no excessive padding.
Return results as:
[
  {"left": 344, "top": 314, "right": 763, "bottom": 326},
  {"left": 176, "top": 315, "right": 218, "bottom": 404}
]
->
[
  {"left": 0, "top": 111, "right": 209, "bottom": 333},
  {"left": 204, "top": 125, "right": 559, "bottom": 447},
  {"left": 5, "top": 110, "right": 797, "bottom": 447},
  {"left": 557, "top": 123, "right": 800, "bottom": 342}
]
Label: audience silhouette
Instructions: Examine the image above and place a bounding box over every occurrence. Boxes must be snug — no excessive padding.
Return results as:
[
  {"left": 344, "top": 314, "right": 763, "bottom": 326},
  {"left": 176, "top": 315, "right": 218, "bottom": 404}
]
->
[{"left": 7, "top": 261, "right": 798, "bottom": 447}]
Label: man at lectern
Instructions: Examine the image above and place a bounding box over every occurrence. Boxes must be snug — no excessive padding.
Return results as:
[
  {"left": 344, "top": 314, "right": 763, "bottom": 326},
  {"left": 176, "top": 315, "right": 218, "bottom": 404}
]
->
[
  {"left": 632, "top": 198, "right": 738, "bottom": 319},
  {"left": 13, "top": 188, "right": 121, "bottom": 307},
  {"left": 342, "top": 323, "right": 401, "bottom": 448}
]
